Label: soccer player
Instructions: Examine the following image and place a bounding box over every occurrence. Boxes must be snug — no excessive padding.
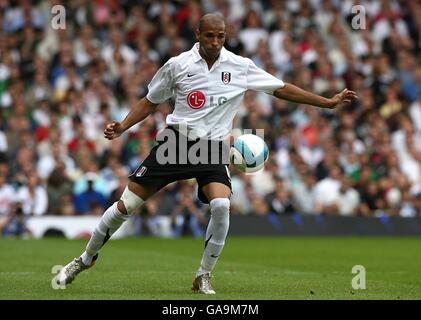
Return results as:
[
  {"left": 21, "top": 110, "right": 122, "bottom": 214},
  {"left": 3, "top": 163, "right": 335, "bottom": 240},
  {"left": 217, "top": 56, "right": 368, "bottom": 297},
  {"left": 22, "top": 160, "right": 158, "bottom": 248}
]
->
[{"left": 56, "top": 13, "right": 357, "bottom": 294}]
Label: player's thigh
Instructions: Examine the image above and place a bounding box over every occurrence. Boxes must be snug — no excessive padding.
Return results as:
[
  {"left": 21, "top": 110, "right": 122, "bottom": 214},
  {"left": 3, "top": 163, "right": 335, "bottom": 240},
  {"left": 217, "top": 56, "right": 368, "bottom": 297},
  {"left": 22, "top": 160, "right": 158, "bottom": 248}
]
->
[
  {"left": 127, "top": 181, "right": 161, "bottom": 200},
  {"left": 201, "top": 182, "right": 231, "bottom": 202}
]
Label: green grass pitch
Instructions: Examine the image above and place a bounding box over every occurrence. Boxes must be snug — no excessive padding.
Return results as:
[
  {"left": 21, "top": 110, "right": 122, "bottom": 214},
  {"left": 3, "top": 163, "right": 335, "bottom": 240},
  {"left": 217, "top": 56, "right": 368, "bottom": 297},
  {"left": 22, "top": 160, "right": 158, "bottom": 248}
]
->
[{"left": 1, "top": 236, "right": 421, "bottom": 300}]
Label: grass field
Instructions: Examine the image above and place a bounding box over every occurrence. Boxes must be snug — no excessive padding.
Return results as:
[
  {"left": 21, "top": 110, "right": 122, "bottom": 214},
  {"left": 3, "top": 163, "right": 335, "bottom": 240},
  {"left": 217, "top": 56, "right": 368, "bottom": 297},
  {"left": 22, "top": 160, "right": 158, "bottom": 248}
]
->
[{"left": 1, "top": 236, "right": 421, "bottom": 300}]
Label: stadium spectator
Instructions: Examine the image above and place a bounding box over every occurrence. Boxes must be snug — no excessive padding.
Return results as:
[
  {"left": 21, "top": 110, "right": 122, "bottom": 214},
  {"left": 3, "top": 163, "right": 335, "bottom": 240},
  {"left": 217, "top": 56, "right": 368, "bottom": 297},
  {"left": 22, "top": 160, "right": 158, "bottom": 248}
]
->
[
  {"left": 61, "top": 194, "right": 77, "bottom": 216},
  {"left": 16, "top": 174, "right": 48, "bottom": 216},
  {"left": 0, "top": 201, "right": 32, "bottom": 238},
  {"left": 336, "top": 175, "right": 361, "bottom": 216},
  {"left": 238, "top": 9, "right": 268, "bottom": 55},
  {"left": 73, "top": 162, "right": 110, "bottom": 199},
  {"left": 74, "top": 173, "right": 108, "bottom": 215},
  {"left": 46, "top": 163, "right": 74, "bottom": 215},
  {"left": 359, "top": 181, "right": 384, "bottom": 217},
  {"left": 0, "top": 172, "right": 15, "bottom": 217},
  {"left": 265, "top": 186, "right": 297, "bottom": 216},
  {"left": 37, "top": 139, "right": 75, "bottom": 181},
  {"left": 290, "top": 171, "right": 317, "bottom": 215},
  {"left": 313, "top": 166, "right": 342, "bottom": 215},
  {"left": 409, "top": 94, "right": 421, "bottom": 132},
  {"left": 171, "top": 181, "right": 206, "bottom": 237}
]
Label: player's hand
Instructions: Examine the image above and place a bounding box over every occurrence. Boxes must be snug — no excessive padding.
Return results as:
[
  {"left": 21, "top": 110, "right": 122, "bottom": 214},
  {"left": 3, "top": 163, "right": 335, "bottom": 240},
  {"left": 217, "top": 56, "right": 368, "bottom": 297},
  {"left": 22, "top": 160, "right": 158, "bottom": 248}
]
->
[
  {"left": 330, "top": 88, "right": 358, "bottom": 108},
  {"left": 104, "top": 121, "right": 124, "bottom": 140}
]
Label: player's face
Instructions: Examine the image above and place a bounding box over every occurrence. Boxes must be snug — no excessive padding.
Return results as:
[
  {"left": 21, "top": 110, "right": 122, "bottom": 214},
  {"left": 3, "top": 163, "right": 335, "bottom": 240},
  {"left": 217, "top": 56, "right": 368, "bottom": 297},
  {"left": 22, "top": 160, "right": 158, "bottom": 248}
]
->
[{"left": 196, "top": 21, "right": 226, "bottom": 61}]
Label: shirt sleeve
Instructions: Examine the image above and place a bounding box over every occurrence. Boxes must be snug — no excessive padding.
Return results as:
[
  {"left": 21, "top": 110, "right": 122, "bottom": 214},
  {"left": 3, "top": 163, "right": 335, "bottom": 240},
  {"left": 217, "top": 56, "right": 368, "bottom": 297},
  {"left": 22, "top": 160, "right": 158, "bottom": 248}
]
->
[
  {"left": 246, "top": 58, "right": 285, "bottom": 95},
  {"left": 146, "top": 58, "right": 176, "bottom": 104}
]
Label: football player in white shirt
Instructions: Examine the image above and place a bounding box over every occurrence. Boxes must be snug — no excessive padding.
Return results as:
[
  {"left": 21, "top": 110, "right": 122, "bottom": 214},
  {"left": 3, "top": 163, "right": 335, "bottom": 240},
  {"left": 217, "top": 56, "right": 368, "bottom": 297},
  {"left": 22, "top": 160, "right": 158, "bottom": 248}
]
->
[{"left": 56, "top": 13, "right": 357, "bottom": 294}]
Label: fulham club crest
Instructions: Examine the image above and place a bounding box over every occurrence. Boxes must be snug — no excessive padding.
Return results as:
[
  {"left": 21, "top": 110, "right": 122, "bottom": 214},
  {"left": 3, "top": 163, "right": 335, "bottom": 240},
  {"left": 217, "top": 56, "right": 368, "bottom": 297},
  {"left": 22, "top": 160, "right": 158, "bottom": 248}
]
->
[
  {"left": 221, "top": 72, "right": 231, "bottom": 84},
  {"left": 136, "top": 166, "right": 147, "bottom": 177}
]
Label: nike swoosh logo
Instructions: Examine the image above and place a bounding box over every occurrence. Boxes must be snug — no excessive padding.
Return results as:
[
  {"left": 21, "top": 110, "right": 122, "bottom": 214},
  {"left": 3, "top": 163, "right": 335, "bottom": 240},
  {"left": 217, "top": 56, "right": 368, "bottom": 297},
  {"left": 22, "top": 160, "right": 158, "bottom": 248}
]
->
[
  {"left": 187, "top": 73, "right": 195, "bottom": 77},
  {"left": 205, "top": 234, "right": 213, "bottom": 248},
  {"left": 210, "top": 254, "right": 219, "bottom": 258}
]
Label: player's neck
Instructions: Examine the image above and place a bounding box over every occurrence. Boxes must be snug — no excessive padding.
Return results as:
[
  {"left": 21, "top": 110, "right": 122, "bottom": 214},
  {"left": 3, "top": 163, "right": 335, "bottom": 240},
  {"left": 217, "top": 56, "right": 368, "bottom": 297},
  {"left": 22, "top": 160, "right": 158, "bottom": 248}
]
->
[{"left": 199, "top": 47, "right": 219, "bottom": 70}]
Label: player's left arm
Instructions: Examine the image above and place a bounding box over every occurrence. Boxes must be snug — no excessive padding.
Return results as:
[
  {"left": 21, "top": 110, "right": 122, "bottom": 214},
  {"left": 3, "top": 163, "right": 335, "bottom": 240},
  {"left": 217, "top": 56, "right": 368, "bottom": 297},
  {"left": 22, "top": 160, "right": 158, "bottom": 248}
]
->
[{"left": 273, "top": 83, "right": 358, "bottom": 109}]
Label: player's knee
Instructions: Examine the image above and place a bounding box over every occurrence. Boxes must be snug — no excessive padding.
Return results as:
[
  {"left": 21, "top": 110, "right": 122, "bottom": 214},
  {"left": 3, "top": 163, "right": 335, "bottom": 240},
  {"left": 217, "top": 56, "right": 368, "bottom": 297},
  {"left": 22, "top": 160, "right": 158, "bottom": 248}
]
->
[
  {"left": 209, "top": 198, "right": 230, "bottom": 243},
  {"left": 210, "top": 198, "right": 230, "bottom": 228},
  {"left": 120, "top": 186, "right": 145, "bottom": 215},
  {"left": 117, "top": 200, "right": 127, "bottom": 214},
  {"left": 210, "top": 198, "right": 230, "bottom": 216}
]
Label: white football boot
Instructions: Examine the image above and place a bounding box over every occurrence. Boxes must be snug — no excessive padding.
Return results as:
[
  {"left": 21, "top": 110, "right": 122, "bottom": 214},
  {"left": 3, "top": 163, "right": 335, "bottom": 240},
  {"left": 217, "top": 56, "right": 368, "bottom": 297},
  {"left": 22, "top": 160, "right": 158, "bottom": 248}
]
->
[
  {"left": 55, "top": 254, "right": 98, "bottom": 286},
  {"left": 192, "top": 273, "right": 216, "bottom": 294}
]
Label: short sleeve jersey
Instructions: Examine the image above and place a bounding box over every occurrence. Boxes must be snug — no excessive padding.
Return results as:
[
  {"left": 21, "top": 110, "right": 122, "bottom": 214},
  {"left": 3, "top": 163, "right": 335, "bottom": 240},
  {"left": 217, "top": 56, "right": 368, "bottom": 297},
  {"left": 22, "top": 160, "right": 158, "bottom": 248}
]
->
[{"left": 146, "top": 43, "right": 285, "bottom": 141}]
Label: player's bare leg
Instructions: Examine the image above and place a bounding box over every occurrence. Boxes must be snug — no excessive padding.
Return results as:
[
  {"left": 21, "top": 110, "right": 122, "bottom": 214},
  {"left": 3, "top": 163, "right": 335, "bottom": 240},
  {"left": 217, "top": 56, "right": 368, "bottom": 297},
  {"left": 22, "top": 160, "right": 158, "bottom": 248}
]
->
[
  {"left": 56, "top": 182, "right": 158, "bottom": 286},
  {"left": 192, "top": 182, "right": 231, "bottom": 294}
]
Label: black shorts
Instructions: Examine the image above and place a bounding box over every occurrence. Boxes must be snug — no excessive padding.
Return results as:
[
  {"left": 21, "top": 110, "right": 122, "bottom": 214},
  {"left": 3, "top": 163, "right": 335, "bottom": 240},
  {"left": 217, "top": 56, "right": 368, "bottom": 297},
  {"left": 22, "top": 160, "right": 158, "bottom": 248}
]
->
[{"left": 129, "top": 126, "right": 232, "bottom": 204}]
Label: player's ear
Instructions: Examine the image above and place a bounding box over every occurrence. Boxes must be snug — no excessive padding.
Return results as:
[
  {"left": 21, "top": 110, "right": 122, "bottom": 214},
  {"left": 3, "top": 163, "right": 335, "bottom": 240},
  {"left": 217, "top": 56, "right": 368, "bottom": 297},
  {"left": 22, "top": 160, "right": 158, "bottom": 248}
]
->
[{"left": 195, "top": 29, "right": 200, "bottom": 41}]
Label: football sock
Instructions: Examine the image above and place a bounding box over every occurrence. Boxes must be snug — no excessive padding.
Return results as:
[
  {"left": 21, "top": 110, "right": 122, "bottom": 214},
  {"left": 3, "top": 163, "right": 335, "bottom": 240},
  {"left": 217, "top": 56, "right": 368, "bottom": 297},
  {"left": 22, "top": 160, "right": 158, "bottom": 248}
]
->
[
  {"left": 81, "top": 202, "right": 129, "bottom": 265},
  {"left": 197, "top": 198, "right": 230, "bottom": 277}
]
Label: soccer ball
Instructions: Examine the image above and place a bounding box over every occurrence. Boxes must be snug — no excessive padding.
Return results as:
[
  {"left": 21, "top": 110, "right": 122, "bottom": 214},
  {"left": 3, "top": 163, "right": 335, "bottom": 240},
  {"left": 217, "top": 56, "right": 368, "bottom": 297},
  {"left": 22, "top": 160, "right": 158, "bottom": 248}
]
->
[{"left": 229, "top": 134, "right": 269, "bottom": 173}]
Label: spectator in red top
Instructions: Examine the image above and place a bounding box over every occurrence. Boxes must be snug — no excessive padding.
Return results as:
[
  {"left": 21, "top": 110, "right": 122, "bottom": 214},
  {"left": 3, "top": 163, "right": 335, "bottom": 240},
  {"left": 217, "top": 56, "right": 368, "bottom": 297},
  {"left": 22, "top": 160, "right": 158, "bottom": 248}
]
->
[{"left": 67, "top": 116, "right": 96, "bottom": 155}]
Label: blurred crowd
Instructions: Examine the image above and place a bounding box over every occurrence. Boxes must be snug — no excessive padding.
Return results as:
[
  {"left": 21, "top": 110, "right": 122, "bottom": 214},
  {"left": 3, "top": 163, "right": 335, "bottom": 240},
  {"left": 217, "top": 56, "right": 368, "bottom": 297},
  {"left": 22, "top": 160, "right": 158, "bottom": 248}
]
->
[{"left": 1, "top": 0, "right": 421, "bottom": 237}]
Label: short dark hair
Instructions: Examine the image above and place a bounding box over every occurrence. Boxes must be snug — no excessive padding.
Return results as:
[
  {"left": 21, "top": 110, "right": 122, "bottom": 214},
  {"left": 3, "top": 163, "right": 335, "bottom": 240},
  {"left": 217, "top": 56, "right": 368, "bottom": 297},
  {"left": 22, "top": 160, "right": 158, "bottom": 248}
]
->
[{"left": 198, "top": 13, "right": 225, "bottom": 32}]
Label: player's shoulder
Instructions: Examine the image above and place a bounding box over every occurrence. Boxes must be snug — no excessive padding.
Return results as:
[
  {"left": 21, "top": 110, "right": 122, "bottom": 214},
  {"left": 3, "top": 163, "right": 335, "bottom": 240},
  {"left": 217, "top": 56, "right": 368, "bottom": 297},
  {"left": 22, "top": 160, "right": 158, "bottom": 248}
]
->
[
  {"left": 171, "top": 50, "right": 191, "bottom": 63},
  {"left": 163, "top": 50, "right": 193, "bottom": 70},
  {"left": 222, "top": 47, "right": 251, "bottom": 67}
]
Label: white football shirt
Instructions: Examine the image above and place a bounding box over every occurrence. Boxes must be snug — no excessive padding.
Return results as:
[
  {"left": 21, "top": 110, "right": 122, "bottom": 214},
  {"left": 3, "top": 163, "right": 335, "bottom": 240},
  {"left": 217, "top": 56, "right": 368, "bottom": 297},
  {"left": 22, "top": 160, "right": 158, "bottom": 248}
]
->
[{"left": 146, "top": 43, "right": 285, "bottom": 140}]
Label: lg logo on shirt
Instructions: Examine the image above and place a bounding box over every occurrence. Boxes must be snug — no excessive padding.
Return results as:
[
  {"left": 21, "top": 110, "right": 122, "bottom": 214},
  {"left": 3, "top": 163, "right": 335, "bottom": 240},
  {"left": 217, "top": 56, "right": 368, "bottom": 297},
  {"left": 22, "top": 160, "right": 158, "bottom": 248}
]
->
[
  {"left": 187, "top": 90, "right": 227, "bottom": 109},
  {"left": 187, "top": 90, "right": 206, "bottom": 109}
]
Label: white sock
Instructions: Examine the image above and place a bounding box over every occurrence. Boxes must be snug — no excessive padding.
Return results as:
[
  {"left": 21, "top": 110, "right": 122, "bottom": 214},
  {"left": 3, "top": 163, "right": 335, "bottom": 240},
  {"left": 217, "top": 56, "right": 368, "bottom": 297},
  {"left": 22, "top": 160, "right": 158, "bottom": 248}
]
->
[
  {"left": 81, "top": 202, "right": 128, "bottom": 265},
  {"left": 81, "top": 251, "right": 95, "bottom": 266},
  {"left": 196, "top": 198, "right": 230, "bottom": 277}
]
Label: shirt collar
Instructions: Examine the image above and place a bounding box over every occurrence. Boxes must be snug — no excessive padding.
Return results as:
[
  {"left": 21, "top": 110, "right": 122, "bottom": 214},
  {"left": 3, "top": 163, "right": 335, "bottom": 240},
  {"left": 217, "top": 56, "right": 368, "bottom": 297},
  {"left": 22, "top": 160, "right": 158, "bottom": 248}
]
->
[{"left": 191, "top": 42, "right": 227, "bottom": 64}]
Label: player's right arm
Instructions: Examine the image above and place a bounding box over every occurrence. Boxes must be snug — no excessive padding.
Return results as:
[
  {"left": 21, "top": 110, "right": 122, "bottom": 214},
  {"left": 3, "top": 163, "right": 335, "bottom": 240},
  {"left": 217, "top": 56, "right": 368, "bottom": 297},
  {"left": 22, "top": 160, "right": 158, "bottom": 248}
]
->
[
  {"left": 104, "top": 58, "right": 176, "bottom": 141},
  {"left": 103, "top": 97, "right": 157, "bottom": 140}
]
